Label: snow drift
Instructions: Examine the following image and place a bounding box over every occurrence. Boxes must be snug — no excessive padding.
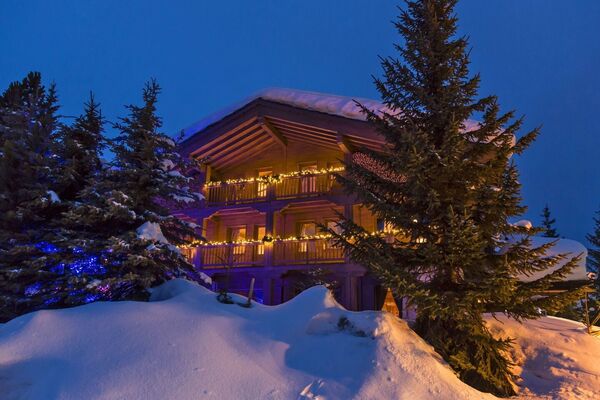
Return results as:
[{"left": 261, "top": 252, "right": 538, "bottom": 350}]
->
[{"left": 0, "top": 280, "right": 598, "bottom": 399}]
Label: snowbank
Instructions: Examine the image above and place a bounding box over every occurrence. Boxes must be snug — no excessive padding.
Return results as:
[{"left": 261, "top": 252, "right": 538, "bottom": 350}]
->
[
  {"left": 486, "top": 315, "right": 600, "bottom": 399},
  {"left": 1, "top": 281, "right": 597, "bottom": 399},
  {"left": 0, "top": 280, "right": 493, "bottom": 400}
]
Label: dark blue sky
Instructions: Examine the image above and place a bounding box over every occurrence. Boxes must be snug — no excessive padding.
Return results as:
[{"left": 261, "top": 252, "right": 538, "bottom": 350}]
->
[{"left": 1, "top": 1, "right": 599, "bottom": 245}]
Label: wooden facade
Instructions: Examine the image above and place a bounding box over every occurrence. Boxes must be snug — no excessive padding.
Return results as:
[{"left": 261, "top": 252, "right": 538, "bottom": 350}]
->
[{"left": 176, "top": 95, "right": 401, "bottom": 312}]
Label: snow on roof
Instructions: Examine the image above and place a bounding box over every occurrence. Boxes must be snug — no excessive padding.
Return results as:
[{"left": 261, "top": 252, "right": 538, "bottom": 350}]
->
[
  {"left": 179, "top": 87, "right": 502, "bottom": 146},
  {"left": 181, "top": 87, "right": 393, "bottom": 140},
  {"left": 511, "top": 236, "right": 589, "bottom": 282}
]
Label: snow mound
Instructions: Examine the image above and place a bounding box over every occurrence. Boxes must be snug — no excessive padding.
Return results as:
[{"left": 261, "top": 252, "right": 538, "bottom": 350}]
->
[
  {"left": 486, "top": 315, "right": 600, "bottom": 399},
  {"left": 1, "top": 280, "right": 597, "bottom": 399},
  {"left": 0, "top": 280, "right": 494, "bottom": 400}
]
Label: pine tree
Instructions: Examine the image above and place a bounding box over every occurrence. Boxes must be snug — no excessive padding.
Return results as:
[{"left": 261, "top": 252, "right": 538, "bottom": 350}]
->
[
  {"left": 55, "top": 80, "right": 204, "bottom": 304},
  {"left": 328, "top": 1, "right": 586, "bottom": 396},
  {"left": 0, "top": 72, "right": 63, "bottom": 320},
  {"left": 55, "top": 94, "right": 105, "bottom": 201},
  {"left": 587, "top": 209, "right": 600, "bottom": 276},
  {"left": 540, "top": 204, "right": 559, "bottom": 238}
]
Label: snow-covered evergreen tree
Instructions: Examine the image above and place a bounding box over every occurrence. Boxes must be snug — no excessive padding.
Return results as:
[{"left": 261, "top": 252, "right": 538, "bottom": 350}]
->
[
  {"left": 328, "top": 1, "right": 585, "bottom": 396},
  {"left": 0, "top": 76, "right": 204, "bottom": 321},
  {"left": 0, "top": 72, "right": 63, "bottom": 320},
  {"left": 540, "top": 204, "right": 559, "bottom": 238},
  {"left": 588, "top": 209, "right": 600, "bottom": 276},
  {"left": 55, "top": 94, "right": 105, "bottom": 201},
  {"left": 58, "top": 80, "right": 204, "bottom": 304}
]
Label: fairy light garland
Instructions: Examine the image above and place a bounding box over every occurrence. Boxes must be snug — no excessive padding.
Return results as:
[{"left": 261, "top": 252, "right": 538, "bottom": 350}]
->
[
  {"left": 178, "top": 229, "right": 404, "bottom": 250},
  {"left": 204, "top": 166, "right": 345, "bottom": 187}
]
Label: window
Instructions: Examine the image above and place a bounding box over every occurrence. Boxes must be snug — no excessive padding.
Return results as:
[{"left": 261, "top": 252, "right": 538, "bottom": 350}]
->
[
  {"left": 257, "top": 169, "right": 272, "bottom": 198},
  {"left": 298, "top": 222, "right": 316, "bottom": 253},
  {"left": 256, "top": 226, "right": 266, "bottom": 255},
  {"left": 229, "top": 226, "right": 247, "bottom": 255},
  {"left": 299, "top": 163, "right": 318, "bottom": 193}
]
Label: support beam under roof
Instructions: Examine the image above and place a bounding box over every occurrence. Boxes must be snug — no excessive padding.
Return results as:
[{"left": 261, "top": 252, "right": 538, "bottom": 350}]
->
[
  {"left": 336, "top": 133, "right": 355, "bottom": 154},
  {"left": 258, "top": 116, "right": 287, "bottom": 148}
]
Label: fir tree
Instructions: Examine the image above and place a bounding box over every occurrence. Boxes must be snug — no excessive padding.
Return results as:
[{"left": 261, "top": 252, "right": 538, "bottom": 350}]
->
[
  {"left": 56, "top": 80, "right": 204, "bottom": 305},
  {"left": 587, "top": 209, "right": 600, "bottom": 276},
  {"left": 55, "top": 94, "right": 105, "bottom": 201},
  {"left": 540, "top": 204, "right": 559, "bottom": 238},
  {"left": 0, "top": 72, "right": 63, "bottom": 320},
  {"left": 328, "top": 1, "right": 585, "bottom": 396}
]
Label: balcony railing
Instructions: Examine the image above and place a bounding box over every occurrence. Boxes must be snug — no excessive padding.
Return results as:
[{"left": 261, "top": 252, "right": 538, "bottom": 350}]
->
[
  {"left": 196, "top": 238, "right": 345, "bottom": 269},
  {"left": 273, "top": 238, "right": 345, "bottom": 265},
  {"left": 200, "top": 242, "right": 266, "bottom": 268},
  {"left": 205, "top": 170, "right": 341, "bottom": 206}
]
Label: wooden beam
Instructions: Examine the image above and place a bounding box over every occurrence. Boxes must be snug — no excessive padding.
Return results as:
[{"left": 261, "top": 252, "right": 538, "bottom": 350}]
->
[
  {"left": 266, "top": 115, "right": 337, "bottom": 135},
  {"left": 268, "top": 118, "right": 337, "bottom": 140},
  {"left": 273, "top": 123, "right": 337, "bottom": 142},
  {"left": 281, "top": 133, "right": 339, "bottom": 150},
  {"left": 190, "top": 117, "right": 259, "bottom": 157},
  {"left": 209, "top": 129, "right": 266, "bottom": 163},
  {"left": 215, "top": 138, "right": 274, "bottom": 170},
  {"left": 336, "top": 133, "right": 354, "bottom": 154},
  {"left": 258, "top": 116, "right": 287, "bottom": 148}
]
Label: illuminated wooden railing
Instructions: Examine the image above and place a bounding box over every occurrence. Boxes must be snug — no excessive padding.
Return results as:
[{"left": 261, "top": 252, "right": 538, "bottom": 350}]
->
[
  {"left": 205, "top": 180, "right": 265, "bottom": 205},
  {"left": 273, "top": 238, "right": 345, "bottom": 265},
  {"left": 204, "top": 168, "right": 343, "bottom": 206},
  {"left": 200, "top": 242, "right": 266, "bottom": 268},
  {"left": 195, "top": 238, "right": 345, "bottom": 269},
  {"left": 274, "top": 173, "right": 339, "bottom": 200}
]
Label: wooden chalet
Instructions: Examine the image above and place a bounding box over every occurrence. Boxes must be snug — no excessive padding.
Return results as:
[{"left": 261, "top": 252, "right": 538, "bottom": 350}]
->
[
  {"left": 176, "top": 88, "right": 398, "bottom": 312},
  {"left": 175, "top": 88, "right": 590, "bottom": 315}
]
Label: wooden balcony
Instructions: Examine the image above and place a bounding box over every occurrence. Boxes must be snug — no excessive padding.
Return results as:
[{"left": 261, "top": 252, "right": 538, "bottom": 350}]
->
[
  {"left": 197, "top": 238, "right": 345, "bottom": 269},
  {"left": 200, "top": 242, "right": 266, "bottom": 268},
  {"left": 273, "top": 238, "right": 345, "bottom": 265},
  {"left": 205, "top": 171, "right": 341, "bottom": 206}
]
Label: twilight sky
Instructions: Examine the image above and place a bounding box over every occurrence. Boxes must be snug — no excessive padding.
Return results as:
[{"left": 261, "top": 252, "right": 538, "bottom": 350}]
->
[{"left": 1, "top": 0, "right": 599, "bottom": 245}]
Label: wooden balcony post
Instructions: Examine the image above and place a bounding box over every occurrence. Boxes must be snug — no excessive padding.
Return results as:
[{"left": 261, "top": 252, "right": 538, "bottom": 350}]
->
[
  {"left": 264, "top": 208, "right": 275, "bottom": 268},
  {"left": 192, "top": 246, "right": 203, "bottom": 269},
  {"left": 343, "top": 203, "right": 353, "bottom": 263}
]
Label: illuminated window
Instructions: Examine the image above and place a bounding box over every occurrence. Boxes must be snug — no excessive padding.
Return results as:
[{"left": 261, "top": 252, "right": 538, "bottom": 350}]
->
[
  {"left": 257, "top": 169, "right": 272, "bottom": 198},
  {"left": 229, "top": 226, "right": 246, "bottom": 255},
  {"left": 298, "top": 222, "right": 316, "bottom": 252},
  {"left": 256, "top": 226, "right": 266, "bottom": 255}
]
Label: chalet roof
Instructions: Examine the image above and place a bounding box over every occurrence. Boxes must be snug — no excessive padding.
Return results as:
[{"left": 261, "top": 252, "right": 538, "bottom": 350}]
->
[
  {"left": 181, "top": 87, "right": 391, "bottom": 140},
  {"left": 177, "top": 88, "right": 496, "bottom": 172},
  {"left": 178, "top": 88, "right": 388, "bottom": 171}
]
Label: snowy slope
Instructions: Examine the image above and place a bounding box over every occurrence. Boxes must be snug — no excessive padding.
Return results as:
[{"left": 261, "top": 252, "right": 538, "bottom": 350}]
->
[
  {"left": 0, "top": 281, "right": 598, "bottom": 400},
  {"left": 0, "top": 280, "right": 493, "bottom": 400},
  {"left": 487, "top": 315, "right": 600, "bottom": 399}
]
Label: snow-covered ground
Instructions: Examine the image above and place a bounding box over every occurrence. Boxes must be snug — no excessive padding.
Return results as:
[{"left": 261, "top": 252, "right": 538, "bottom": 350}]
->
[
  {"left": 0, "top": 281, "right": 598, "bottom": 400},
  {"left": 487, "top": 315, "right": 600, "bottom": 399}
]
